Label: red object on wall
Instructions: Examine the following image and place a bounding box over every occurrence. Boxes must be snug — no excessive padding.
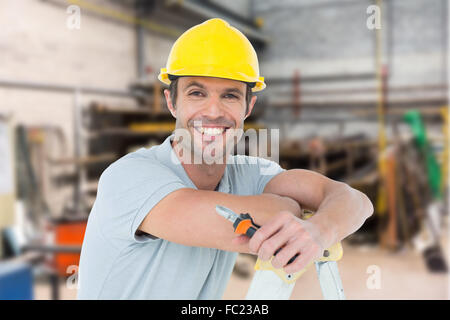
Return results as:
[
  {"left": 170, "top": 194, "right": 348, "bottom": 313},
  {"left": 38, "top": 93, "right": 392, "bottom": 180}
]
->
[{"left": 54, "top": 221, "right": 87, "bottom": 277}]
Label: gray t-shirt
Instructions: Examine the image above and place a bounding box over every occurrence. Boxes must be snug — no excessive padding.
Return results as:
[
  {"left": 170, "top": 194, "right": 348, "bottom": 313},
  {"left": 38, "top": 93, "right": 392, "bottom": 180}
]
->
[{"left": 77, "top": 134, "right": 284, "bottom": 299}]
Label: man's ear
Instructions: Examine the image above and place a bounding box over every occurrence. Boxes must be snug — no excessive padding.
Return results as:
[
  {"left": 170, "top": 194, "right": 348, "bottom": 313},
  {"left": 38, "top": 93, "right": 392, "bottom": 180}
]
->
[
  {"left": 164, "top": 89, "right": 176, "bottom": 118},
  {"left": 244, "top": 95, "right": 257, "bottom": 120}
]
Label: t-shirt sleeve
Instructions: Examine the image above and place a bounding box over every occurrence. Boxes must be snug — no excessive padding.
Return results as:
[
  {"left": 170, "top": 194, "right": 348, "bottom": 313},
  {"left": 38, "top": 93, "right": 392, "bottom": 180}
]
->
[
  {"left": 231, "top": 155, "right": 286, "bottom": 195},
  {"left": 94, "top": 156, "right": 188, "bottom": 247},
  {"left": 254, "top": 157, "right": 286, "bottom": 194}
]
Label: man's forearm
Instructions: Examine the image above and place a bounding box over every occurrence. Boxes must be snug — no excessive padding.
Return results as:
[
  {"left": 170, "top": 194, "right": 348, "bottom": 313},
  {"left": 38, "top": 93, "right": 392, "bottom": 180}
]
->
[
  {"left": 308, "top": 182, "right": 374, "bottom": 249},
  {"left": 139, "top": 189, "right": 301, "bottom": 252},
  {"left": 262, "top": 169, "right": 374, "bottom": 250},
  {"left": 247, "top": 180, "right": 373, "bottom": 273}
]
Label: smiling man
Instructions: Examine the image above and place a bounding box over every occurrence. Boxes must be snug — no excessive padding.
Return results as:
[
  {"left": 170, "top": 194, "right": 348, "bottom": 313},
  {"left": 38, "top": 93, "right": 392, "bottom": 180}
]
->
[{"left": 77, "top": 18, "right": 373, "bottom": 300}]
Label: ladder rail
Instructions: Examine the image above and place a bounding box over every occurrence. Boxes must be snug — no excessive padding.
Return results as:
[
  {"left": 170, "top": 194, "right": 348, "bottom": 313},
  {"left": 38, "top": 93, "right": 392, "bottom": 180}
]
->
[
  {"left": 315, "top": 261, "right": 346, "bottom": 300},
  {"left": 245, "top": 260, "right": 345, "bottom": 300}
]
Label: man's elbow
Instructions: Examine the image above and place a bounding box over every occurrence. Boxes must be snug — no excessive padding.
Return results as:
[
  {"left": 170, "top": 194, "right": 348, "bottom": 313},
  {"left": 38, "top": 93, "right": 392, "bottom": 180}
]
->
[
  {"left": 354, "top": 187, "right": 374, "bottom": 220},
  {"left": 363, "top": 193, "right": 374, "bottom": 219},
  {"left": 337, "top": 181, "right": 374, "bottom": 220}
]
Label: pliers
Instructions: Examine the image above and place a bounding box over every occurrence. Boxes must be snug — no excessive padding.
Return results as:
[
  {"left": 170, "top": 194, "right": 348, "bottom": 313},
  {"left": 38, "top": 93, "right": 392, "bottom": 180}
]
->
[
  {"left": 215, "top": 205, "right": 302, "bottom": 264},
  {"left": 216, "top": 205, "right": 330, "bottom": 261}
]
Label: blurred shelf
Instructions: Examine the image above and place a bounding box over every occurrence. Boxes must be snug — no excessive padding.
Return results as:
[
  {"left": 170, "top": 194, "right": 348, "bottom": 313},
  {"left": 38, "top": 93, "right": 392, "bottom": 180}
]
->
[
  {"left": 129, "top": 122, "right": 176, "bottom": 133},
  {"left": 88, "top": 122, "right": 266, "bottom": 139},
  {"left": 267, "top": 84, "right": 447, "bottom": 96},
  {"left": 266, "top": 72, "right": 376, "bottom": 84},
  {"left": 49, "top": 153, "right": 118, "bottom": 166},
  {"left": 84, "top": 180, "right": 99, "bottom": 194},
  {"left": 344, "top": 169, "right": 379, "bottom": 187},
  {"left": 90, "top": 104, "right": 153, "bottom": 115},
  {"left": 269, "top": 97, "right": 446, "bottom": 109},
  {"left": 280, "top": 139, "right": 377, "bottom": 158},
  {"left": 89, "top": 102, "right": 173, "bottom": 116},
  {"left": 22, "top": 244, "right": 82, "bottom": 254},
  {"left": 88, "top": 127, "right": 172, "bottom": 138}
]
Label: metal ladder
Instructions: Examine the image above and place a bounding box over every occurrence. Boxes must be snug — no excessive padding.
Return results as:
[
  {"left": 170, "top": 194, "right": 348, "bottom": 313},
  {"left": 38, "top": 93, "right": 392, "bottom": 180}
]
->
[{"left": 245, "top": 243, "right": 345, "bottom": 300}]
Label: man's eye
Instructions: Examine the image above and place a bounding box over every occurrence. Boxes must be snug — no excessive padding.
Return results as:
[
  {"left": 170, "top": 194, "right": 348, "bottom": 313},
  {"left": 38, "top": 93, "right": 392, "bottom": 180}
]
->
[
  {"left": 224, "top": 94, "right": 238, "bottom": 99},
  {"left": 189, "top": 91, "right": 204, "bottom": 97}
]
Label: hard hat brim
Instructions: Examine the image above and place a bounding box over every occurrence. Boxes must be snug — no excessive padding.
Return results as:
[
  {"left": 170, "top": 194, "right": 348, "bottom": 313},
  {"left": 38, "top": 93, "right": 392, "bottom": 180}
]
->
[{"left": 158, "top": 67, "right": 266, "bottom": 92}]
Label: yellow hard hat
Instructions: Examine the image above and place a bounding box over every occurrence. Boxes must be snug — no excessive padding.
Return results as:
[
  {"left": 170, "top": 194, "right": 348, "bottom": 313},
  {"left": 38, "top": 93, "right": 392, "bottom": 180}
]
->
[{"left": 158, "top": 18, "right": 265, "bottom": 92}]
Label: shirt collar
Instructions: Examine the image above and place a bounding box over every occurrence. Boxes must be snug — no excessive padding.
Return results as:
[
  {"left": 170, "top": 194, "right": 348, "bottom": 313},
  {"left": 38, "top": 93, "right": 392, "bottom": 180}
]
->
[{"left": 155, "top": 134, "right": 230, "bottom": 193}]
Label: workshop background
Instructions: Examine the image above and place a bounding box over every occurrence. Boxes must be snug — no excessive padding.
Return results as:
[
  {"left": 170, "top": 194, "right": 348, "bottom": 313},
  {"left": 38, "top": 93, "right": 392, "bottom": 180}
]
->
[{"left": 0, "top": 0, "right": 449, "bottom": 300}]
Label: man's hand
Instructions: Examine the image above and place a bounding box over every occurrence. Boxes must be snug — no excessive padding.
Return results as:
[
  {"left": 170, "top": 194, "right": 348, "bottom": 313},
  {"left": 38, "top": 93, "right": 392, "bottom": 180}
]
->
[
  {"left": 247, "top": 211, "right": 326, "bottom": 274},
  {"left": 262, "top": 169, "right": 373, "bottom": 258}
]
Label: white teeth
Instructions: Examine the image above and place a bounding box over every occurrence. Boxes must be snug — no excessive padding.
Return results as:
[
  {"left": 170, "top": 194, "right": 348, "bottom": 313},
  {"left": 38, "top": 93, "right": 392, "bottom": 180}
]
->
[{"left": 196, "top": 127, "right": 225, "bottom": 135}]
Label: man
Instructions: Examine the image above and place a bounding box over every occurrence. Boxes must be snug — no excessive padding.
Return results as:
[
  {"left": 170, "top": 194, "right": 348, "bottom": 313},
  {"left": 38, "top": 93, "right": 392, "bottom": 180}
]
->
[{"left": 77, "top": 18, "right": 373, "bottom": 299}]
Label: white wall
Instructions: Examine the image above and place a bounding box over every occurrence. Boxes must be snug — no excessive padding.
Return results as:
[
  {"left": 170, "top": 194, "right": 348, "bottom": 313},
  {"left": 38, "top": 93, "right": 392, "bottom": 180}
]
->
[{"left": 0, "top": 0, "right": 174, "bottom": 154}]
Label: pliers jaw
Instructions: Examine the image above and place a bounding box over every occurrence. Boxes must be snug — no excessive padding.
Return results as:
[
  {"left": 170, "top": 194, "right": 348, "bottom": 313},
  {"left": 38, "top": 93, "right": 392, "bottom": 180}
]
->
[{"left": 215, "top": 206, "right": 260, "bottom": 237}]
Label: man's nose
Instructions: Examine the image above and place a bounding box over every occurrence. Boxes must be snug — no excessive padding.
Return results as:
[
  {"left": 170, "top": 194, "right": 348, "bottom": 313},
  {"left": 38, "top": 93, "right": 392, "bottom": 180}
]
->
[{"left": 201, "top": 95, "right": 225, "bottom": 118}]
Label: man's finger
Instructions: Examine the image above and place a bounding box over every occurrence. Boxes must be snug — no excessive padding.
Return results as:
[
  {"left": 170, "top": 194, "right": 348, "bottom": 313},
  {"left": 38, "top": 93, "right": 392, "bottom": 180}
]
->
[
  {"left": 270, "top": 237, "right": 304, "bottom": 269},
  {"left": 284, "top": 247, "right": 317, "bottom": 274},
  {"left": 248, "top": 211, "right": 293, "bottom": 254},
  {"left": 257, "top": 225, "right": 294, "bottom": 261}
]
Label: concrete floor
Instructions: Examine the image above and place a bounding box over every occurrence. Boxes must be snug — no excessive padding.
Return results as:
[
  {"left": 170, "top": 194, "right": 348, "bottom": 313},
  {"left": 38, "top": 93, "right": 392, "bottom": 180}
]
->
[
  {"left": 34, "top": 240, "right": 449, "bottom": 300},
  {"left": 222, "top": 241, "right": 449, "bottom": 300}
]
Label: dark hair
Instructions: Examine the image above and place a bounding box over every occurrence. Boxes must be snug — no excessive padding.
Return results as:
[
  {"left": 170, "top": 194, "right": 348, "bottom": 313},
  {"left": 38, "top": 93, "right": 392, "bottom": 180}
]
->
[{"left": 168, "top": 76, "right": 253, "bottom": 115}]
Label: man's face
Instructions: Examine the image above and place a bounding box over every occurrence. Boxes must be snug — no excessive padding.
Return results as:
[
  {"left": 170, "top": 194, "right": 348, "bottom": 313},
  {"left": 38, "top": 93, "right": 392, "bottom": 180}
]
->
[{"left": 164, "top": 76, "right": 256, "bottom": 163}]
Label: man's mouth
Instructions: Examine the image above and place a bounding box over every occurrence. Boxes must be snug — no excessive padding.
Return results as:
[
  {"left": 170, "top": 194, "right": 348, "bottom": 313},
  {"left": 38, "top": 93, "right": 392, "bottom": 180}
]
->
[
  {"left": 194, "top": 126, "right": 227, "bottom": 135},
  {"left": 193, "top": 126, "right": 231, "bottom": 141}
]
